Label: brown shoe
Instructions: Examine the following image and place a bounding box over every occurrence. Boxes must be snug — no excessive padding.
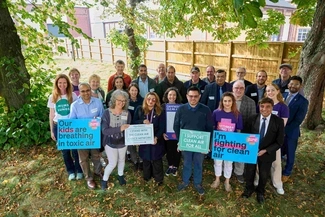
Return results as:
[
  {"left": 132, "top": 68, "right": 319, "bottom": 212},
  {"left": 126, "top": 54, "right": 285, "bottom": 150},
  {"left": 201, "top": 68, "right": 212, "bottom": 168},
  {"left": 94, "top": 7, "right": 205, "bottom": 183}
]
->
[
  {"left": 282, "top": 175, "right": 290, "bottom": 183},
  {"left": 87, "top": 180, "right": 96, "bottom": 189}
]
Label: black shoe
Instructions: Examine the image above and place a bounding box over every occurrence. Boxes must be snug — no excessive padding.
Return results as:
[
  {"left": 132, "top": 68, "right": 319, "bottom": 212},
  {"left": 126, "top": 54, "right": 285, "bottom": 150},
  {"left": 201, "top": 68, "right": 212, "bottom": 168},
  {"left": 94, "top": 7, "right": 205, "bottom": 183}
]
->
[
  {"left": 117, "top": 175, "right": 126, "bottom": 185},
  {"left": 134, "top": 162, "right": 139, "bottom": 171},
  {"left": 165, "top": 167, "right": 172, "bottom": 176},
  {"left": 138, "top": 162, "right": 143, "bottom": 171},
  {"left": 101, "top": 180, "right": 108, "bottom": 190},
  {"left": 256, "top": 194, "right": 265, "bottom": 204},
  {"left": 127, "top": 154, "right": 131, "bottom": 161},
  {"left": 157, "top": 181, "right": 163, "bottom": 186},
  {"left": 241, "top": 190, "right": 254, "bottom": 198}
]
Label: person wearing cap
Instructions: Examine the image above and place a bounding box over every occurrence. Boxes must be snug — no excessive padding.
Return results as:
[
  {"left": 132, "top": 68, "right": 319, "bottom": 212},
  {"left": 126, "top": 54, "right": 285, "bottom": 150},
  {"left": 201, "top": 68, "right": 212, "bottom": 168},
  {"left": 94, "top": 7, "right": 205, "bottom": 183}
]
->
[
  {"left": 202, "top": 65, "right": 216, "bottom": 84},
  {"left": 184, "top": 66, "right": 207, "bottom": 94},
  {"left": 272, "top": 63, "right": 293, "bottom": 96},
  {"left": 230, "top": 67, "right": 253, "bottom": 87},
  {"left": 200, "top": 69, "right": 233, "bottom": 112}
]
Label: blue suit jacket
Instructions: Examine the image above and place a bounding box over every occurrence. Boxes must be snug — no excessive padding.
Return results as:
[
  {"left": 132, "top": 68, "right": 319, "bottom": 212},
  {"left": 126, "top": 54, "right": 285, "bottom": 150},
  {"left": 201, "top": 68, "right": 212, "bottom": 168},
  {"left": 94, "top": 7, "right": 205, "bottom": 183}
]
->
[
  {"left": 284, "top": 93, "right": 308, "bottom": 139},
  {"left": 200, "top": 82, "right": 232, "bottom": 112}
]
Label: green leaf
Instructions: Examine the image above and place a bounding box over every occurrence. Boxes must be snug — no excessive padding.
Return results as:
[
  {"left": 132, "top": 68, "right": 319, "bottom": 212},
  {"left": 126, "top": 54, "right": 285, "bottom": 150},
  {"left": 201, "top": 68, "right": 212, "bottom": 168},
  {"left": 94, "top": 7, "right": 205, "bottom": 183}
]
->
[
  {"left": 258, "top": 0, "right": 266, "bottom": 7},
  {"left": 233, "top": 0, "right": 244, "bottom": 10},
  {"left": 247, "top": 2, "right": 263, "bottom": 18},
  {"left": 269, "top": 0, "right": 279, "bottom": 3}
]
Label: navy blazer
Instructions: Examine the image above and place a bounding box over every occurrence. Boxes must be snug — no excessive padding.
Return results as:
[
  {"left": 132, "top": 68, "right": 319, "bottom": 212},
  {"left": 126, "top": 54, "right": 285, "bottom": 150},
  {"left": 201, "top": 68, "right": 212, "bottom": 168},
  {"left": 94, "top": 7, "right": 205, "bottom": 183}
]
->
[
  {"left": 244, "top": 114, "right": 284, "bottom": 162},
  {"left": 200, "top": 82, "right": 233, "bottom": 112},
  {"left": 284, "top": 93, "right": 308, "bottom": 139},
  {"left": 245, "top": 84, "right": 266, "bottom": 107}
]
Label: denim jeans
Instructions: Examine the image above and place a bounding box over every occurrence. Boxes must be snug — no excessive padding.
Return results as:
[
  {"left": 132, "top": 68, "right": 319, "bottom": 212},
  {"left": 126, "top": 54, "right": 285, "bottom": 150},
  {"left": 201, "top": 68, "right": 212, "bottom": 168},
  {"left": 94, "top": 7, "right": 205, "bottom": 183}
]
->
[
  {"left": 181, "top": 151, "right": 204, "bottom": 185},
  {"left": 53, "top": 123, "right": 82, "bottom": 175}
]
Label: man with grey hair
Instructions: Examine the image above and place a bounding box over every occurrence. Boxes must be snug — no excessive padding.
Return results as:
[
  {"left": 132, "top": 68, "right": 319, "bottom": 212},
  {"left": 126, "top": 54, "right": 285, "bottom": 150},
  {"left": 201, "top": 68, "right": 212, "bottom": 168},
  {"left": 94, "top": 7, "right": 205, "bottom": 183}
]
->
[
  {"left": 202, "top": 65, "right": 216, "bottom": 84},
  {"left": 69, "top": 83, "right": 104, "bottom": 190},
  {"left": 231, "top": 67, "right": 252, "bottom": 87},
  {"left": 232, "top": 80, "right": 256, "bottom": 183}
]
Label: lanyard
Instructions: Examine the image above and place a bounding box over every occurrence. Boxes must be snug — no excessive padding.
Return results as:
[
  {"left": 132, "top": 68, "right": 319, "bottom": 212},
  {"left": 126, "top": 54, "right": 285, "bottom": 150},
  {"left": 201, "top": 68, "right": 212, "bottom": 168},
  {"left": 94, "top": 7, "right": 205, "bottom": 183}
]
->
[{"left": 146, "top": 109, "right": 154, "bottom": 123}]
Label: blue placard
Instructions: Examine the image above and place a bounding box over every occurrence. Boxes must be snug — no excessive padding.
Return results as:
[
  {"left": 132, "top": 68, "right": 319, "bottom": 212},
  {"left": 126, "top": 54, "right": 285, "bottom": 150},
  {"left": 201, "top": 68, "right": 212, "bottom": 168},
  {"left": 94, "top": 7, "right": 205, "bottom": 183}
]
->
[
  {"left": 57, "top": 118, "right": 101, "bottom": 150},
  {"left": 211, "top": 131, "right": 259, "bottom": 164},
  {"left": 165, "top": 103, "right": 181, "bottom": 140}
]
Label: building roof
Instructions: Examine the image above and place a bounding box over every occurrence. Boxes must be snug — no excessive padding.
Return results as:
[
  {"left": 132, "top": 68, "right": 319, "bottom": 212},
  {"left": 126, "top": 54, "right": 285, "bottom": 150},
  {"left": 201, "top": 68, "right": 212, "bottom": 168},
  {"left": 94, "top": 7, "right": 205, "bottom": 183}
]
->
[{"left": 266, "top": 0, "right": 296, "bottom": 9}]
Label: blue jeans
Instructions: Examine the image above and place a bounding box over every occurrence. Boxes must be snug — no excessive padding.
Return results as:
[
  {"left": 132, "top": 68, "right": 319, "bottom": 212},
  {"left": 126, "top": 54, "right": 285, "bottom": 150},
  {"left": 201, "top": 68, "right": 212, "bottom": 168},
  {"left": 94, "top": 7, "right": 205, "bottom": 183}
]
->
[
  {"left": 53, "top": 123, "right": 82, "bottom": 175},
  {"left": 181, "top": 151, "right": 204, "bottom": 185},
  {"left": 282, "top": 136, "right": 298, "bottom": 176}
]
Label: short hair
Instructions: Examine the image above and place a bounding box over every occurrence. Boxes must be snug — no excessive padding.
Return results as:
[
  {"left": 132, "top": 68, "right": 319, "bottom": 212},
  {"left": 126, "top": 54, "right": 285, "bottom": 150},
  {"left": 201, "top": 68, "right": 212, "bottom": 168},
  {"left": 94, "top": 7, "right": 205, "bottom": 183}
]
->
[
  {"left": 138, "top": 64, "right": 147, "bottom": 70},
  {"left": 128, "top": 83, "right": 141, "bottom": 98},
  {"left": 167, "top": 65, "right": 176, "bottom": 72},
  {"left": 78, "top": 82, "right": 90, "bottom": 89},
  {"left": 162, "top": 87, "right": 182, "bottom": 103},
  {"left": 109, "top": 89, "right": 129, "bottom": 110},
  {"left": 256, "top": 70, "right": 268, "bottom": 77},
  {"left": 289, "top": 75, "right": 303, "bottom": 84},
  {"left": 259, "top": 97, "right": 274, "bottom": 106},
  {"left": 216, "top": 69, "right": 226, "bottom": 74},
  {"left": 68, "top": 68, "right": 80, "bottom": 76},
  {"left": 187, "top": 86, "right": 200, "bottom": 94},
  {"left": 233, "top": 80, "right": 245, "bottom": 87},
  {"left": 206, "top": 65, "right": 215, "bottom": 72},
  {"left": 115, "top": 60, "right": 125, "bottom": 66},
  {"left": 88, "top": 74, "right": 101, "bottom": 83}
]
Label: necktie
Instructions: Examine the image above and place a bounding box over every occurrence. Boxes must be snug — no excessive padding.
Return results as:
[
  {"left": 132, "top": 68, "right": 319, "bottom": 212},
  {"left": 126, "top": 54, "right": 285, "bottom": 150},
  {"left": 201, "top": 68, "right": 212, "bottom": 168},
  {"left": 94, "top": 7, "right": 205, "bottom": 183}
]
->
[
  {"left": 285, "top": 94, "right": 293, "bottom": 105},
  {"left": 219, "top": 86, "right": 223, "bottom": 99},
  {"left": 260, "top": 118, "right": 266, "bottom": 141}
]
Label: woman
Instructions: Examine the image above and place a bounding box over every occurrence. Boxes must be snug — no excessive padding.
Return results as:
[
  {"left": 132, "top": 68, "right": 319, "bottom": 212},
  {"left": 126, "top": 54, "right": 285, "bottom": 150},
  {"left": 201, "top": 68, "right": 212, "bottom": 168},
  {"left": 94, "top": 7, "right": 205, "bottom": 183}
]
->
[
  {"left": 105, "top": 76, "right": 127, "bottom": 107},
  {"left": 69, "top": 68, "right": 81, "bottom": 96},
  {"left": 255, "top": 83, "right": 289, "bottom": 195},
  {"left": 162, "top": 87, "right": 182, "bottom": 176},
  {"left": 211, "top": 92, "right": 243, "bottom": 192},
  {"left": 133, "top": 92, "right": 165, "bottom": 185},
  {"left": 127, "top": 83, "right": 144, "bottom": 170},
  {"left": 47, "top": 74, "right": 83, "bottom": 180},
  {"left": 89, "top": 74, "right": 106, "bottom": 109},
  {"left": 101, "top": 90, "right": 131, "bottom": 190}
]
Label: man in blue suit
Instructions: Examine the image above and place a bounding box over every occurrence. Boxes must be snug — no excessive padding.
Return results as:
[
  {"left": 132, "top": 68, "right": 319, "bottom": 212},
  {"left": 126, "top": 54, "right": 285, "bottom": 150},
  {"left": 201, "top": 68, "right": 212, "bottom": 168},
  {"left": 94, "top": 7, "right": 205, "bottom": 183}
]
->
[
  {"left": 282, "top": 76, "right": 308, "bottom": 183},
  {"left": 200, "top": 69, "right": 232, "bottom": 111}
]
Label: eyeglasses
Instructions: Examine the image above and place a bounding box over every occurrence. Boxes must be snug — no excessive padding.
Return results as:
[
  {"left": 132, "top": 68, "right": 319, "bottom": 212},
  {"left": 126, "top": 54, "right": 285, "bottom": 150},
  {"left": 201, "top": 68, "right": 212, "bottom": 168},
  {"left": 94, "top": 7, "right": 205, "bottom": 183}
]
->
[
  {"left": 187, "top": 95, "right": 200, "bottom": 98},
  {"left": 80, "top": 89, "right": 91, "bottom": 93},
  {"left": 116, "top": 99, "right": 126, "bottom": 103},
  {"left": 146, "top": 98, "right": 156, "bottom": 102},
  {"left": 233, "top": 87, "right": 245, "bottom": 90}
]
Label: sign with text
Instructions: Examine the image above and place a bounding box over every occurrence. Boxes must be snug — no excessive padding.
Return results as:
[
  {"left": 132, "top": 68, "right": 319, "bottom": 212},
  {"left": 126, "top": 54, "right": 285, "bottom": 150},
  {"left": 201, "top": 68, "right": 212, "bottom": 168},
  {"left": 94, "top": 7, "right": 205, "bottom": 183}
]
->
[
  {"left": 125, "top": 124, "right": 154, "bottom": 145},
  {"left": 211, "top": 131, "right": 259, "bottom": 164},
  {"left": 178, "top": 129, "right": 210, "bottom": 154},
  {"left": 165, "top": 103, "right": 181, "bottom": 140},
  {"left": 57, "top": 118, "right": 101, "bottom": 150}
]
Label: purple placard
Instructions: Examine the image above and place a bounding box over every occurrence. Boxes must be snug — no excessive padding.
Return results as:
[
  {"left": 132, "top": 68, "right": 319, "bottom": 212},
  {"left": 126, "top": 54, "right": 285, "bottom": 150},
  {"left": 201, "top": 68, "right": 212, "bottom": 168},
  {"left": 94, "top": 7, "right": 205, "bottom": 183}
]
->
[{"left": 165, "top": 103, "right": 181, "bottom": 140}]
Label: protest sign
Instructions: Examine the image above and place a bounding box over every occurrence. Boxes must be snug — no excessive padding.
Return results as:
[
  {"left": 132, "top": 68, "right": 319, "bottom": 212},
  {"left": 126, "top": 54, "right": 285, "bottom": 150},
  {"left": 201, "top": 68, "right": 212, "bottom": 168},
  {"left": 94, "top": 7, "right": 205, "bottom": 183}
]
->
[
  {"left": 165, "top": 103, "right": 181, "bottom": 140},
  {"left": 125, "top": 124, "right": 154, "bottom": 145},
  {"left": 178, "top": 129, "right": 210, "bottom": 153}
]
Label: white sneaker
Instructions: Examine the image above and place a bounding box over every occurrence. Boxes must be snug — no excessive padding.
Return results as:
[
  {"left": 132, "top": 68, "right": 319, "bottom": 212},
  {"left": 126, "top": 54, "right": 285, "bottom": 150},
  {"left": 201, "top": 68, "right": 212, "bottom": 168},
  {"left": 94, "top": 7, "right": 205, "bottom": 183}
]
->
[
  {"left": 254, "top": 179, "right": 258, "bottom": 187},
  {"left": 276, "top": 188, "right": 285, "bottom": 195}
]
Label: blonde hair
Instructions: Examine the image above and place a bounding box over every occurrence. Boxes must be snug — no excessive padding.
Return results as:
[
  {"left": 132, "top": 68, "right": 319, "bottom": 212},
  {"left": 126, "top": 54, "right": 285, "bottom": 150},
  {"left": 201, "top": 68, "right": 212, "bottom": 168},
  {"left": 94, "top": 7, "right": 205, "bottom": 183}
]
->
[
  {"left": 52, "top": 74, "right": 73, "bottom": 104},
  {"left": 68, "top": 68, "right": 80, "bottom": 76},
  {"left": 89, "top": 74, "right": 101, "bottom": 83}
]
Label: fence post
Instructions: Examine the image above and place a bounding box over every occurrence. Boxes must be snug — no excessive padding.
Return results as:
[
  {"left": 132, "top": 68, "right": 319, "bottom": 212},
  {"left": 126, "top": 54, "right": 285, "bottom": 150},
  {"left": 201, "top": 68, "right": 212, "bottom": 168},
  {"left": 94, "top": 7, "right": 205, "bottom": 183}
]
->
[
  {"left": 164, "top": 40, "right": 167, "bottom": 66},
  {"left": 89, "top": 39, "right": 92, "bottom": 59},
  {"left": 99, "top": 39, "right": 103, "bottom": 62},
  {"left": 65, "top": 38, "right": 69, "bottom": 57},
  {"left": 191, "top": 40, "right": 195, "bottom": 67},
  {"left": 79, "top": 38, "right": 83, "bottom": 58},
  {"left": 226, "top": 41, "right": 233, "bottom": 82},
  {"left": 110, "top": 41, "right": 114, "bottom": 64},
  {"left": 279, "top": 42, "right": 285, "bottom": 66}
]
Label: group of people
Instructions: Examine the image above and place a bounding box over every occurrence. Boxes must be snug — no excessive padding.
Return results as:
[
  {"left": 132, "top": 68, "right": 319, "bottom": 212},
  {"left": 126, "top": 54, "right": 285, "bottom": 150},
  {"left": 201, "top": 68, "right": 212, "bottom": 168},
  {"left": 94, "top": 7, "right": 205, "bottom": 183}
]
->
[{"left": 47, "top": 60, "right": 308, "bottom": 204}]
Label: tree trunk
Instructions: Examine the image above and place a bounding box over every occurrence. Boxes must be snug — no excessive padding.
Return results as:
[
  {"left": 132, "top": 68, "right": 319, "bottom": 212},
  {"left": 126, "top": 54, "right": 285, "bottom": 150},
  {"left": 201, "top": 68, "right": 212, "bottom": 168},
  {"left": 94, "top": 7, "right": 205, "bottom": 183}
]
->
[
  {"left": 0, "top": 0, "right": 30, "bottom": 110},
  {"left": 298, "top": 0, "right": 325, "bottom": 130}
]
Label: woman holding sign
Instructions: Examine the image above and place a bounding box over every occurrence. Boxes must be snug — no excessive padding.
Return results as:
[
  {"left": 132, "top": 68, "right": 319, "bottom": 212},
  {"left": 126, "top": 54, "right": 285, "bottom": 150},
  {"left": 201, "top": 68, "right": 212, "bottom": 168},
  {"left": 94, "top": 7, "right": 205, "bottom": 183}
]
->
[
  {"left": 47, "top": 74, "right": 83, "bottom": 181},
  {"left": 162, "top": 87, "right": 182, "bottom": 176},
  {"left": 211, "top": 92, "right": 243, "bottom": 192},
  {"left": 133, "top": 92, "right": 165, "bottom": 185},
  {"left": 101, "top": 90, "right": 131, "bottom": 190}
]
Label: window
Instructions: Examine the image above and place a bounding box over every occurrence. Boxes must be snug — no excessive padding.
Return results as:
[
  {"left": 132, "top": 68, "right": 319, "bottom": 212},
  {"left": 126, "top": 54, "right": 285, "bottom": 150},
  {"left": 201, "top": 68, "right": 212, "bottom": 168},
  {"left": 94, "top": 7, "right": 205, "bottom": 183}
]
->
[{"left": 297, "top": 28, "right": 310, "bottom": 42}]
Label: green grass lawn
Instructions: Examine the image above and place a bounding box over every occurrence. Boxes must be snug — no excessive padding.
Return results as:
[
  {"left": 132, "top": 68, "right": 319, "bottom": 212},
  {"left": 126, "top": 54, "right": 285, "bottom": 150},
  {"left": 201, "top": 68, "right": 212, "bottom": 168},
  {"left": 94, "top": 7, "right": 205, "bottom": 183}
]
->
[{"left": 0, "top": 129, "right": 324, "bottom": 217}]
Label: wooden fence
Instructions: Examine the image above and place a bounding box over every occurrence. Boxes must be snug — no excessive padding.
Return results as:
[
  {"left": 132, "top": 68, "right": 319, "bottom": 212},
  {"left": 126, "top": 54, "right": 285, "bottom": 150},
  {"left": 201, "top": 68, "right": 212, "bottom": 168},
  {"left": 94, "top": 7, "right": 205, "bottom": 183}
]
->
[{"left": 60, "top": 38, "right": 303, "bottom": 83}]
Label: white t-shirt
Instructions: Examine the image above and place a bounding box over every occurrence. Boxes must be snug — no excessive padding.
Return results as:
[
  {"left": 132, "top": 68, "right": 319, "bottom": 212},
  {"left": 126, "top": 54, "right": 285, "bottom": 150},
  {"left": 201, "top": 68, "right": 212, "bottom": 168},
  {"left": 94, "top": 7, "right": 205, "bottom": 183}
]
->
[{"left": 47, "top": 92, "right": 78, "bottom": 122}]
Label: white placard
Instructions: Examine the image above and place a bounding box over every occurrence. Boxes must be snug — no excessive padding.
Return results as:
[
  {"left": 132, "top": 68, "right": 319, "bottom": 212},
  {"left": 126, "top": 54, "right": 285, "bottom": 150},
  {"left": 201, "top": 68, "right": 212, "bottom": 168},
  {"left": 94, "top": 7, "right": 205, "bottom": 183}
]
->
[{"left": 125, "top": 124, "right": 154, "bottom": 145}]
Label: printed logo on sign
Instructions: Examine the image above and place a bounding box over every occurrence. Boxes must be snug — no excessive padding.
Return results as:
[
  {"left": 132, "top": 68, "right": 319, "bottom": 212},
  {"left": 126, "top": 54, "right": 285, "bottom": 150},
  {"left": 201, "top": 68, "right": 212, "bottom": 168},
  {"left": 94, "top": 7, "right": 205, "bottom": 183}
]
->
[
  {"left": 247, "top": 135, "right": 258, "bottom": 145},
  {"left": 89, "top": 119, "right": 100, "bottom": 130},
  {"left": 56, "top": 99, "right": 70, "bottom": 116}
]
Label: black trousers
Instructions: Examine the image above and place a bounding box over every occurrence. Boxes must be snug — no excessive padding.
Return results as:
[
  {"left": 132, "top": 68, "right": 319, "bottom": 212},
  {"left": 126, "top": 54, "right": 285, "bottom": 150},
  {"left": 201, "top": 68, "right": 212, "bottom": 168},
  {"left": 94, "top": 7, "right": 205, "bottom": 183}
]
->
[
  {"left": 143, "top": 158, "right": 164, "bottom": 183},
  {"left": 245, "top": 159, "right": 273, "bottom": 195},
  {"left": 165, "top": 140, "right": 181, "bottom": 168}
]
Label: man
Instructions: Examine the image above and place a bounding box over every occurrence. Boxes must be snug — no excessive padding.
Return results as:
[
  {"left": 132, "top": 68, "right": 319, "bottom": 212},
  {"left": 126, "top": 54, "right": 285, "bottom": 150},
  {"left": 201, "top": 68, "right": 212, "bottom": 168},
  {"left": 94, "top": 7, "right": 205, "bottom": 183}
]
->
[
  {"left": 107, "top": 60, "right": 132, "bottom": 92},
  {"left": 245, "top": 70, "right": 268, "bottom": 108},
  {"left": 200, "top": 69, "right": 232, "bottom": 112},
  {"left": 131, "top": 64, "right": 156, "bottom": 98},
  {"left": 242, "top": 97, "right": 284, "bottom": 204},
  {"left": 69, "top": 83, "right": 105, "bottom": 189},
  {"left": 155, "top": 65, "right": 187, "bottom": 103},
  {"left": 232, "top": 80, "right": 256, "bottom": 183},
  {"left": 184, "top": 66, "right": 207, "bottom": 94},
  {"left": 282, "top": 76, "right": 308, "bottom": 182},
  {"left": 202, "top": 65, "right": 216, "bottom": 84},
  {"left": 230, "top": 67, "right": 253, "bottom": 87},
  {"left": 154, "top": 63, "right": 166, "bottom": 84},
  {"left": 174, "top": 86, "right": 213, "bottom": 195}
]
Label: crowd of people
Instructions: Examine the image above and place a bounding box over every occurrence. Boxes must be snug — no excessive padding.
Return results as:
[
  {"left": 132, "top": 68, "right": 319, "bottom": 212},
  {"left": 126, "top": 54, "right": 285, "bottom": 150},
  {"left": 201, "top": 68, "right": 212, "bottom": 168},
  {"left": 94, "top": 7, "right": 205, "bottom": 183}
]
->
[{"left": 47, "top": 60, "right": 308, "bottom": 204}]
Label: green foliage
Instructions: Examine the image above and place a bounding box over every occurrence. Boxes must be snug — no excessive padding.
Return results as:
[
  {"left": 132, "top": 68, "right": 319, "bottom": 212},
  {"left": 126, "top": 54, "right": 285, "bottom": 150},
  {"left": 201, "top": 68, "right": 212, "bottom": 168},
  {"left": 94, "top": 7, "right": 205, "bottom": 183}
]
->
[{"left": 290, "top": 0, "right": 316, "bottom": 26}]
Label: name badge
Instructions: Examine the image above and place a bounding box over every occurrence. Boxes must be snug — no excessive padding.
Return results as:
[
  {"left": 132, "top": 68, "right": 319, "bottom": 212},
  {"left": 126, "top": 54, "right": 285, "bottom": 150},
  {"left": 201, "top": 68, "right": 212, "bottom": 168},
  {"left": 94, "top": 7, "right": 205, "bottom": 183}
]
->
[
  {"left": 285, "top": 89, "right": 289, "bottom": 92},
  {"left": 209, "top": 96, "right": 215, "bottom": 100},
  {"left": 201, "top": 90, "right": 204, "bottom": 93},
  {"left": 272, "top": 111, "right": 278, "bottom": 115},
  {"left": 128, "top": 106, "right": 134, "bottom": 110},
  {"left": 149, "top": 88, "right": 155, "bottom": 92},
  {"left": 121, "top": 116, "right": 127, "bottom": 120},
  {"left": 91, "top": 108, "right": 98, "bottom": 113},
  {"left": 251, "top": 93, "right": 257, "bottom": 96}
]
